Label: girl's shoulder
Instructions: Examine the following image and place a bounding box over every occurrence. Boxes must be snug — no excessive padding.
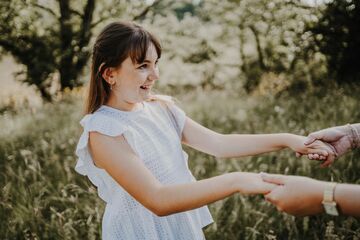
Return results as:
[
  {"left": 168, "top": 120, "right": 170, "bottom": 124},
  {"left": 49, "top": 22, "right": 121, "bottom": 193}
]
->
[
  {"left": 146, "top": 94, "right": 184, "bottom": 112},
  {"left": 146, "top": 94, "right": 176, "bottom": 108},
  {"left": 146, "top": 95, "right": 186, "bottom": 137},
  {"left": 79, "top": 110, "right": 128, "bottom": 137}
]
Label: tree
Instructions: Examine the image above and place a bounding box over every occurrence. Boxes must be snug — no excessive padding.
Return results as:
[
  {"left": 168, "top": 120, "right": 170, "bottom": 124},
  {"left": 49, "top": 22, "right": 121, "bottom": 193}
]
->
[
  {"left": 309, "top": 0, "right": 360, "bottom": 84},
  {"left": 197, "top": 0, "right": 318, "bottom": 92},
  {"left": 0, "top": 0, "right": 162, "bottom": 101}
]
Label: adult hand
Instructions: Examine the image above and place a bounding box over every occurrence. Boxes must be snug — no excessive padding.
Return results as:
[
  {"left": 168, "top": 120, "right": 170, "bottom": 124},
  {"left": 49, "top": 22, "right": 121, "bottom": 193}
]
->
[
  {"left": 297, "top": 125, "right": 352, "bottom": 164},
  {"left": 290, "top": 135, "right": 336, "bottom": 167},
  {"left": 260, "top": 173, "right": 326, "bottom": 216}
]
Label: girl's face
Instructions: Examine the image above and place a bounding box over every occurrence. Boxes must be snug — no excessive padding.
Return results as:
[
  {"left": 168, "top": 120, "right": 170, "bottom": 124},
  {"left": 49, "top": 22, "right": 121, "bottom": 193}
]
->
[{"left": 108, "top": 43, "right": 159, "bottom": 110}]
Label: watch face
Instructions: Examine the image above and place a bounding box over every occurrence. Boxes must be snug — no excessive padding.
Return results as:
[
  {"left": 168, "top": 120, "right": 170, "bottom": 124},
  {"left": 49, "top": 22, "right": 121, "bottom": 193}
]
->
[{"left": 324, "top": 203, "right": 339, "bottom": 216}]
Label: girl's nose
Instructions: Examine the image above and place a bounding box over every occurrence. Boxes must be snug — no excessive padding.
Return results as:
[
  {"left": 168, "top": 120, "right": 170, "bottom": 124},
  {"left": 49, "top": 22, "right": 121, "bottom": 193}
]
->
[{"left": 149, "top": 67, "right": 159, "bottom": 81}]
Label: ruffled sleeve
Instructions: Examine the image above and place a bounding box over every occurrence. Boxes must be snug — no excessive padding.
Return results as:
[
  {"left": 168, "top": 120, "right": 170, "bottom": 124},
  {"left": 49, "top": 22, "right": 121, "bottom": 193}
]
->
[{"left": 74, "top": 112, "right": 128, "bottom": 203}]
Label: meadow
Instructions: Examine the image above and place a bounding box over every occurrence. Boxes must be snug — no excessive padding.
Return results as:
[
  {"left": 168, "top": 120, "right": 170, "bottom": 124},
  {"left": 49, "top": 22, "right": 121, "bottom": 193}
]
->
[{"left": 0, "top": 85, "right": 359, "bottom": 240}]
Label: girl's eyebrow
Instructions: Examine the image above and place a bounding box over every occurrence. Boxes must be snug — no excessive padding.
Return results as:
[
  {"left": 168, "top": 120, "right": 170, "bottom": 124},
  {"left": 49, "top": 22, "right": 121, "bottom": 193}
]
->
[{"left": 140, "top": 59, "right": 158, "bottom": 64}]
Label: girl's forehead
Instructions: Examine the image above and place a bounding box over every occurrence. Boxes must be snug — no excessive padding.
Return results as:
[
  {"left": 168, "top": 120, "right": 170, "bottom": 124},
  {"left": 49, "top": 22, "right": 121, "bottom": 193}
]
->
[
  {"left": 144, "top": 43, "right": 158, "bottom": 61},
  {"left": 126, "top": 43, "right": 159, "bottom": 65}
]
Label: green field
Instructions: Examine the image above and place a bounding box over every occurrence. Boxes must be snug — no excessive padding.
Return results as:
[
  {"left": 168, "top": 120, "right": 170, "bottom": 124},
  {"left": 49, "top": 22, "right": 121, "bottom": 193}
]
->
[{"left": 1, "top": 87, "right": 359, "bottom": 239}]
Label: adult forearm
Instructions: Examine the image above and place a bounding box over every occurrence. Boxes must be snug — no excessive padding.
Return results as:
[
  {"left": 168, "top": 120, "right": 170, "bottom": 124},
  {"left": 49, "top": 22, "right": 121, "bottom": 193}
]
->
[
  {"left": 335, "top": 183, "right": 360, "bottom": 217},
  {"left": 215, "top": 133, "right": 292, "bottom": 158},
  {"left": 153, "top": 172, "right": 239, "bottom": 216},
  {"left": 309, "top": 182, "right": 360, "bottom": 217},
  {"left": 348, "top": 123, "right": 360, "bottom": 148}
]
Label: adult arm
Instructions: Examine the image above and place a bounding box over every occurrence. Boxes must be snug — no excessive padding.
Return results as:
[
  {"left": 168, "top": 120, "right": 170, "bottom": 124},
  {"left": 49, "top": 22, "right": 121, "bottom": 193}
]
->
[
  {"left": 88, "top": 131, "right": 276, "bottom": 216},
  {"left": 261, "top": 173, "right": 360, "bottom": 217},
  {"left": 304, "top": 123, "right": 360, "bottom": 158}
]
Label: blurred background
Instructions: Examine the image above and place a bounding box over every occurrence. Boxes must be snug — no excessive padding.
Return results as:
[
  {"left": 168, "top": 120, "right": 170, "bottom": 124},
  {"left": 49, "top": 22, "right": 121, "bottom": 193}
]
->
[{"left": 0, "top": 0, "right": 359, "bottom": 239}]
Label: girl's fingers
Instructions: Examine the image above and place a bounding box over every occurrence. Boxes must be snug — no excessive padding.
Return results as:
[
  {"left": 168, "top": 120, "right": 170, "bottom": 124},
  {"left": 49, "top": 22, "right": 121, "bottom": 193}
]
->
[
  {"left": 307, "top": 148, "right": 328, "bottom": 156},
  {"left": 295, "top": 152, "right": 302, "bottom": 158},
  {"left": 261, "top": 182, "right": 278, "bottom": 194},
  {"left": 308, "top": 153, "right": 328, "bottom": 161},
  {"left": 260, "top": 172, "right": 285, "bottom": 185}
]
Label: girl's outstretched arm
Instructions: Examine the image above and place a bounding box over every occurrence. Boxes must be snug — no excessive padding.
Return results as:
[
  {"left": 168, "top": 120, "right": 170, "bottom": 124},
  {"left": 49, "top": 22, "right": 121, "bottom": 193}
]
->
[
  {"left": 182, "top": 117, "right": 333, "bottom": 159},
  {"left": 89, "top": 131, "right": 276, "bottom": 216}
]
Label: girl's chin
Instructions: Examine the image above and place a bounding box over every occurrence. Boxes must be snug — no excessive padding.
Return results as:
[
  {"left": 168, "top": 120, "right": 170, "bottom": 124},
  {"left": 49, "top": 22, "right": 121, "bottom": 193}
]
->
[{"left": 139, "top": 90, "right": 152, "bottom": 99}]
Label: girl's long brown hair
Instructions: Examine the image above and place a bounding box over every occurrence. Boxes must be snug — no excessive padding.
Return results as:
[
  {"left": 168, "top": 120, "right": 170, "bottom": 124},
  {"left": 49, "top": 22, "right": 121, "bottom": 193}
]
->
[{"left": 85, "top": 21, "right": 162, "bottom": 114}]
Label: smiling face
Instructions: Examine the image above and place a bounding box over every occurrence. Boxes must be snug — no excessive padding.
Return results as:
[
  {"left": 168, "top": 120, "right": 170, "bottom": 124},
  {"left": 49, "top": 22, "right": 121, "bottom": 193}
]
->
[{"left": 105, "top": 43, "right": 160, "bottom": 111}]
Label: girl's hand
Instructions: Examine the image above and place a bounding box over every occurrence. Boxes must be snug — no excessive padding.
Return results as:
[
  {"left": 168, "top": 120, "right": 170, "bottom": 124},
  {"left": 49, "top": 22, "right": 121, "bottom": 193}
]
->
[
  {"left": 288, "top": 135, "right": 336, "bottom": 167},
  {"left": 235, "top": 172, "right": 278, "bottom": 195}
]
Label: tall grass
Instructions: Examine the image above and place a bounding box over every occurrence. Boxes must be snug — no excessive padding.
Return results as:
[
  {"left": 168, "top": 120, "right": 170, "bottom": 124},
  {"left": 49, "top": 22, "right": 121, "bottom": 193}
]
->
[{"left": 0, "top": 87, "right": 359, "bottom": 239}]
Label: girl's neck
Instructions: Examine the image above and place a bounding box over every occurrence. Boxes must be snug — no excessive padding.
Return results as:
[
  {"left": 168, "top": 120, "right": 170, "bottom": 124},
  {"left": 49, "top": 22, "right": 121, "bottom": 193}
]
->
[{"left": 105, "top": 96, "right": 143, "bottom": 112}]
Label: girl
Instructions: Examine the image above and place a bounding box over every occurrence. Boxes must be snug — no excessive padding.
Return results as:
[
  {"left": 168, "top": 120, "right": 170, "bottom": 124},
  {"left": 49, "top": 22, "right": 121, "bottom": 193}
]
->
[{"left": 75, "top": 21, "right": 334, "bottom": 239}]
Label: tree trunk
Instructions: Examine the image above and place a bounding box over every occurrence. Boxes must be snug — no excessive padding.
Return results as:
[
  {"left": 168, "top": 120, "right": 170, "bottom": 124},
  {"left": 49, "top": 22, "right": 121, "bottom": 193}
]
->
[
  {"left": 38, "top": 86, "right": 53, "bottom": 102},
  {"left": 58, "top": 0, "right": 74, "bottom": 90},
  {"left": 249, "top": 25, "right": 267, "bottom": 71}
]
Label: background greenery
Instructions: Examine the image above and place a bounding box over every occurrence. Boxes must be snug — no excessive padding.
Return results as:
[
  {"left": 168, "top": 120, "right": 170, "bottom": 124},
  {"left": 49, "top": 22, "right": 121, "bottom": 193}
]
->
[{"left": 0, "top": 0, "right": 359, "bottom": 239}]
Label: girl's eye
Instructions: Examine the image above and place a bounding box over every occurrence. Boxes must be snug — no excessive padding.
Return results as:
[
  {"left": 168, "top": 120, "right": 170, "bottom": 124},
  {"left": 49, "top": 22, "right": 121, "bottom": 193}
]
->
[{"left": 138, "top": 64, "right": 147, "bottom": 69}]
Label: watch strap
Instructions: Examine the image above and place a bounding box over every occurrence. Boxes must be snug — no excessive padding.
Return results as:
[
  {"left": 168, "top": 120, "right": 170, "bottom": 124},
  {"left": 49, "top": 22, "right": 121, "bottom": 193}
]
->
[{"left": 323, "top": 182, "right": 337, "bottom": 202}]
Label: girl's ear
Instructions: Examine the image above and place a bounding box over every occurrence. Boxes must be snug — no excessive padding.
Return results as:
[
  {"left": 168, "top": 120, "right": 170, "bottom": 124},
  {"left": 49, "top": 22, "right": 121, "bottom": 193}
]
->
[{"left": 102, "top": 67, "right": 115, "bottom": 83}]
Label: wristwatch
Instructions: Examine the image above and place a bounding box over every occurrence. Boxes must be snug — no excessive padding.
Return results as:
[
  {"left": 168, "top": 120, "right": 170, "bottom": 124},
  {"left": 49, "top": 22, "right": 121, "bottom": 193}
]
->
[{"left": 322, "top": 182, "right": 339, "bottom": 216}]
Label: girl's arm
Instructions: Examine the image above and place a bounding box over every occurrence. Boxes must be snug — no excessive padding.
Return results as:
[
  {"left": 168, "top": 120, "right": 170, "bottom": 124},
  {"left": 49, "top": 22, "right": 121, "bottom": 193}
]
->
[
  {"left": 182, "top": 117, "right": 332, "bottom": 158},
  {"left": 89, "top": 132, "right": 276, "bottom": 216}
]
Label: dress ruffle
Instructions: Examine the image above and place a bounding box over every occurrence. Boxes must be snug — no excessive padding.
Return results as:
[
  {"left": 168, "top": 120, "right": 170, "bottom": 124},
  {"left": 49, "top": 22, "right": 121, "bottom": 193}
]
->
[{"left": 75, "top": 113, "right": 134, "bottom": 203}]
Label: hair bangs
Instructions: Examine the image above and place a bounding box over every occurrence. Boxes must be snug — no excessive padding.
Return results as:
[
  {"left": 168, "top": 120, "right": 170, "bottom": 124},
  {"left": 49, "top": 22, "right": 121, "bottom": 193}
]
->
[
  {"left": 128, "top": 30, "right": 150, "bottom": 64},
  {"left": 128, "top": 29, "right": 162, "bottom": 64}
]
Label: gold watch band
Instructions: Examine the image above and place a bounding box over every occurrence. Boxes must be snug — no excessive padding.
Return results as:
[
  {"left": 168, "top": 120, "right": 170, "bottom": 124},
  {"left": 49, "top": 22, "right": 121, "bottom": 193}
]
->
[{"left": 323, "top": 182, "right": 337, "bottom": 202}]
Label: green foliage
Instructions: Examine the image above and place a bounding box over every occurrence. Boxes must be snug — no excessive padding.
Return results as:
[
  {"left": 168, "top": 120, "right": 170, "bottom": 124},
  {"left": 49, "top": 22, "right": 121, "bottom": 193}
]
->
[
  {"left": 0, "top": 0, "right": 97, "bottom": 101},
  {"left": 2, "top": 0, "right": 356, "bottom": 102},
  {"left": 0, "top": 97, "right": 104, "bottom": 239},
  {"left": 145, "top": 0, "right": 332, "bottom": 95},
  {"left": 1, "top": 86, "right": 359, "bottom": 239},
  {"left": 196, "top": 0, "right": 322, "bottom": 91},
  {"left": 0, "top": 0, "right": 162, "bottom": 101},
  {"left": 308, "top": 0, "right": 360, "bottom": 84}
]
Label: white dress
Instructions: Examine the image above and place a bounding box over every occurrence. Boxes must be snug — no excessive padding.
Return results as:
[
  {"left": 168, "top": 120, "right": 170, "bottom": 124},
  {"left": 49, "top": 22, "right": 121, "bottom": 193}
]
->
[{"left": 75, "top": 99, "right": 214, "bottom": 240}]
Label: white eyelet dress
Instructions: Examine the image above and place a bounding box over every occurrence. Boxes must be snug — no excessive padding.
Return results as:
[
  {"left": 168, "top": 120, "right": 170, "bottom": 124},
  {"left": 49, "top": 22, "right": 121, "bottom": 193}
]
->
[{"left": 75, "top": 100, "right": 214, "bottom": 240}]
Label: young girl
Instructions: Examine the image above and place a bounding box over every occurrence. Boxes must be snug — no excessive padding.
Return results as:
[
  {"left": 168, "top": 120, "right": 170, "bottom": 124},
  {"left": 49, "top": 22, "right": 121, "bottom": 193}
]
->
[{"left": 75, "top": 21, "right": 334, "bottom": 239}]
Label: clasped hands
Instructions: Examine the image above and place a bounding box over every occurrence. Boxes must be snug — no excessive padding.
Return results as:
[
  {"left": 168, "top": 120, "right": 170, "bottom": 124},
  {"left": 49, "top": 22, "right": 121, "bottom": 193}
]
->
[{"left": 246, "top": 125, "right": 353, "bottom": 216}]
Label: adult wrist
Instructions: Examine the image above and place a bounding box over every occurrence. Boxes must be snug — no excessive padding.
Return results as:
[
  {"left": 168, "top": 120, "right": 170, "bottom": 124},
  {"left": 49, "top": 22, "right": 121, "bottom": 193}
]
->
[
  {"left": 350, "top": 124, "right": 360, "bottom": 148},
  {"left": 345, "top": 124, "right": 360, "bottom": 148},
  {"left": 321, "top": 181, "right": 339, "bottom": 216}
]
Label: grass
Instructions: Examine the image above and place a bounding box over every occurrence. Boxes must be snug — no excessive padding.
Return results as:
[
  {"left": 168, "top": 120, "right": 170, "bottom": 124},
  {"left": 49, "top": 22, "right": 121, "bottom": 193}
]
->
[{"left": 0, "top": 86, "right": 359, "bottom": 239}]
